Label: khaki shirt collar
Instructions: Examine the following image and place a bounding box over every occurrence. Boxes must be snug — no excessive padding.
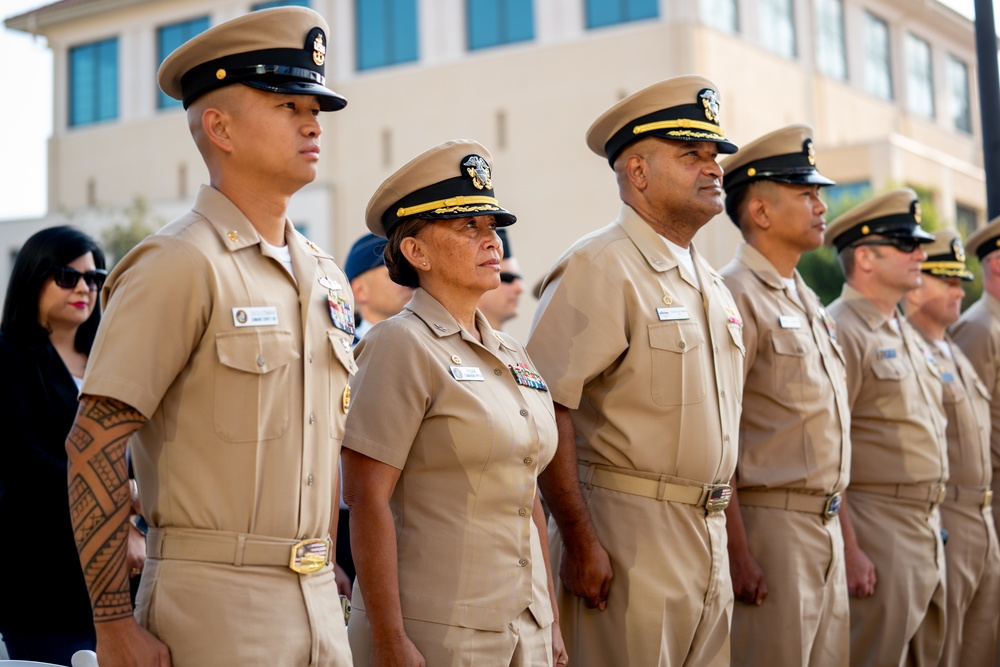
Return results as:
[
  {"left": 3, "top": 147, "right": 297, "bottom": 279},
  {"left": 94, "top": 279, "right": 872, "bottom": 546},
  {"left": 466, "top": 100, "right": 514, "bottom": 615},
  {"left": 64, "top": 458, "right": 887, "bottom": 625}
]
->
[
  {"left": 404, "top": 287, "right": 505, "bottom": 356},
  {"left": 985, "top": 291, "right": 1000, "bottom": 318},
  {"left": 735, "top": 242, "right": 786, "bottom": 291},
  {"left": 617, "top": 203, "right": 723, "bottom": 287},
  {"left": 839, "top": 283, "right": 896, "bottom": 332}
]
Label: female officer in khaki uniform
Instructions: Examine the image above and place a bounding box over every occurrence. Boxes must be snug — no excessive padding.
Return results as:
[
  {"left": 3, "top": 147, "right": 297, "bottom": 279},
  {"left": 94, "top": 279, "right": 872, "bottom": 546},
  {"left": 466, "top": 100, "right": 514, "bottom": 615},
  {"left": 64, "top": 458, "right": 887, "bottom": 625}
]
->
[{"left": 342, "top": 140, "right": 566, "bottom": 667}]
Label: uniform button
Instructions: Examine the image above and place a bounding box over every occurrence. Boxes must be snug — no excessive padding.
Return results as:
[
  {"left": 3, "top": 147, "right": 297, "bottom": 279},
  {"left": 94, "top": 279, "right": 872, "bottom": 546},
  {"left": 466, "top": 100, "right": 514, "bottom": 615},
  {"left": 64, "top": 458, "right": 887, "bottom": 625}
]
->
[
  {"left": 494, "top": 369, "right": 503, "bottom": 376},
  {"left": 724, "top": 434, "right": 730, "bottom": 442},
  {"left": 518, "top": 507, "right": 527, "bottom": 516},
  {"left": 714, "top": 345, "right": 719, "bottom": 353},
  {"left": 257, "top": 355, "right": 265, "bottom": 367},
  {"left": 720, "top": 390, "right": 726, "bottom": 398},
  {"left": 523, "top": 457, "right": 533, "bottom": 466},
  {"left": 308, "top": 413, "right": 315, "bottom": 424},
  {"left": 518, "top": 558, "right": 528, "bottom": 567},
  {"left": 678, "top": 341, "right": 686, "bottom": 349},
  {"left": 307, "top": 475, "right": 313, "bottom": 486},
  {"left": 519, "top": 409, "right": 528, "bottom": 417},
  {"left": 796, "top": 346, "right": 804, "bottom": 353},
  {"left": 308, "top": 352, "right": 314, "bottom": 363}
]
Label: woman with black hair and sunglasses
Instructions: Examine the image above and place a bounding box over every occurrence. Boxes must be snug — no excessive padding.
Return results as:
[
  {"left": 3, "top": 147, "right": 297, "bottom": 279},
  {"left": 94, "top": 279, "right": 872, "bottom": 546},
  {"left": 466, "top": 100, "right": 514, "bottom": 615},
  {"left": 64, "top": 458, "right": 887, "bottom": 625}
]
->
[{"left": 0, "top": 226, "right": 115, "bottom": 662}]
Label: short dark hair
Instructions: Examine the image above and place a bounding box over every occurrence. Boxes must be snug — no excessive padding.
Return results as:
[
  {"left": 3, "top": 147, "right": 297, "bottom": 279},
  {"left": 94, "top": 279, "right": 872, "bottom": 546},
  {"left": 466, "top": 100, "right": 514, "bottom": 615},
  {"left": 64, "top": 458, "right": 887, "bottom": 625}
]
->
[
  {"left": 384, "top": 218, "right": 431, "bottom": 289},
  {"left": 725, "top": 183, "right": 750, "bottom": 227},
  {"left": 1, "top": 226, "right": 107, "bottom": 352},
  {"left": 837, "top": 245, "right": 857, "bottom": 280}
]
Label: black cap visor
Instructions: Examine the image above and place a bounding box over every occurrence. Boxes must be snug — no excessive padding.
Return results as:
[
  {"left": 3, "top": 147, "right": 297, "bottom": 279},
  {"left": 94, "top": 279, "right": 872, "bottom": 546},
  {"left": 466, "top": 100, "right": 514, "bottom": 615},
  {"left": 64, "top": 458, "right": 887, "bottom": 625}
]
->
[{"left": 242, "top": 79, "right": 347, "bottom": 111}]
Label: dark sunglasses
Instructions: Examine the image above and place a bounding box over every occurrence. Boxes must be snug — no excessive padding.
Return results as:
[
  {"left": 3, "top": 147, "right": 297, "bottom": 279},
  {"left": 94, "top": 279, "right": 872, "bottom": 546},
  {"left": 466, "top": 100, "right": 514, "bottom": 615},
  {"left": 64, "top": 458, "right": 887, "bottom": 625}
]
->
[
  {"left": 851, "top": 237, "right": 923, "bottom": 254},
  {"left": 499, "top": 272, "right": 523, "bottom": 284},
  {"left": 52, "top": 266, "right": 108, "bottom": 291}
]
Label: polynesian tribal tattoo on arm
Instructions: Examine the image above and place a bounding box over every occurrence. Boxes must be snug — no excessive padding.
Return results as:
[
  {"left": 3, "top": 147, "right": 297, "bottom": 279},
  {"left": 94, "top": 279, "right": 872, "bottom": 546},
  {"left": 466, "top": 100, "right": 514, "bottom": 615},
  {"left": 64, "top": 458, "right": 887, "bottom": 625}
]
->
[{"left": 67, "top": 395, "right": 147, "bottom": 623}]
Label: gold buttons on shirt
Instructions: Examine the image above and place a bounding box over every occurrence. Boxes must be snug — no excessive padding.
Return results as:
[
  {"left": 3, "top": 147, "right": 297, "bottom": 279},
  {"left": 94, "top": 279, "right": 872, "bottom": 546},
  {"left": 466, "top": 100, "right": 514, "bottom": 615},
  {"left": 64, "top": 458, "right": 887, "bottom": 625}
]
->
[
  {"left": 518, "top": 559, "right": 528, "bottom": 567},
  {"left": 451, "top": 355, "right": 462, "bottom": 364},
  {"left": 518, "top": 507, "right": 527, "bottom": 516},
  {"left": 519, "top": 409, "right": 528, "bottom": 417},
  {"left": 308, "top": 413, "right": 315, "bottom": 424},
  {"left": 523, "top": 457, "right": 532, "bottom": 466},
  {"left": 494, "top": 369, "right": 503, "bottom": 376},
  {"left": 307, "top": 475, "right": 313, "bottom": 486}
]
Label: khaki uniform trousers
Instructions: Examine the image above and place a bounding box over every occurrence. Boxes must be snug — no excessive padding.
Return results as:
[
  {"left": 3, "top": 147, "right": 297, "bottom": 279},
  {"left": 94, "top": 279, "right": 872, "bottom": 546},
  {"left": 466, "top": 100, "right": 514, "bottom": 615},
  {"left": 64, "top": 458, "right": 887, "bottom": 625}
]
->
[
  {"left": 347, "top": 606, "right": 551, "bottom": 667},
  {"left": 847, "top": 490, "right": 946, "bottom": 667},
  {"left": 552, "top": 485, "right": 732, "bottom": 667},
  {"left": 939, "top": 500, "right": 1000, "bottom": 667},
  {"left": 135, "top": 558, "right": 352, "bottom": 667},
  {"left": 730, "top": 505, "right": 849, "bottom": 667}
]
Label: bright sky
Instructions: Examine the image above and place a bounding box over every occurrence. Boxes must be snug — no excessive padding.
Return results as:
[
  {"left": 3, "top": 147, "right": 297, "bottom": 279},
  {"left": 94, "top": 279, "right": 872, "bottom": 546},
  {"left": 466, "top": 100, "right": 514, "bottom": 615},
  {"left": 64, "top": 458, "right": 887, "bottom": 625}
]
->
[{"left": 0, "top": 0, "right": 989, "bottom": 222}]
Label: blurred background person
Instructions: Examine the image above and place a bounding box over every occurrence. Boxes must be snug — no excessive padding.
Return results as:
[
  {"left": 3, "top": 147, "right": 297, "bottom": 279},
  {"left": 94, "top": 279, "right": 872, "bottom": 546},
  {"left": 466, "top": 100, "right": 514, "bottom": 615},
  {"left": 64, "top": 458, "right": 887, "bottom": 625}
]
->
[
  {"left": 0, "top": 226, "right": 118, "bottom": 662},
  {"left": 478, "top": 228, "right": 524, "bottom": 332},
  {"left": 904, "top": 230, "right": 1000, "bottom": 667},
  {"left": 343, "top": 140, "right": 566, "bottom": 666},
  {"left": 346, "top": 232, "right": 414, "bottom": 345}
]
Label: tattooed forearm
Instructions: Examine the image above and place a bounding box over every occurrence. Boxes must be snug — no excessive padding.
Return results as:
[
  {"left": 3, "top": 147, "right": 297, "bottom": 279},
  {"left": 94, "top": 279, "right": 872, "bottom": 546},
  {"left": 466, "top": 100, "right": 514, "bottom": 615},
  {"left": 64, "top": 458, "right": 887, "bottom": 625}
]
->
[{"left": 67, "top": 395, "right": 147, "bottom": 623}]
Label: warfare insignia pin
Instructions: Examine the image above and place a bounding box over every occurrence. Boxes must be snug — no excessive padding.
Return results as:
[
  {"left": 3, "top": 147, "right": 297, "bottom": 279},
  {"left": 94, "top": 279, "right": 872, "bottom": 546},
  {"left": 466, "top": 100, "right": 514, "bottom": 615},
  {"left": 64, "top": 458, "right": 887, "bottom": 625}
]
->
[
  {"left": 698, "top": 88, "right": 721, "bottom": 124},
  {"left": 462, "top": 155, "right": 493, "bottom": 190}
]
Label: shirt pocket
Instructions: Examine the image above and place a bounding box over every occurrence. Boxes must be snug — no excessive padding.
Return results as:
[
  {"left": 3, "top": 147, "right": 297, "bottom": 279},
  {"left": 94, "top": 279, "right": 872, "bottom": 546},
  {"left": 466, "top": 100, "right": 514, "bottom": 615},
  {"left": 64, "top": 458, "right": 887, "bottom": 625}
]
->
[
  {"left": 328, "top": 331, "right": 357, "bottom": 439},
  {"left": 870, "top": 358, "right": 911, "bottom": 383},
  {"left": 214, "top": 330, "right": 299, "bottom": 442},
  {"left": 770, "top": 331, "right": 822, "bottom": 404},
  {"left": 648, "top": 322, "right": 706, "bottom": 406}
]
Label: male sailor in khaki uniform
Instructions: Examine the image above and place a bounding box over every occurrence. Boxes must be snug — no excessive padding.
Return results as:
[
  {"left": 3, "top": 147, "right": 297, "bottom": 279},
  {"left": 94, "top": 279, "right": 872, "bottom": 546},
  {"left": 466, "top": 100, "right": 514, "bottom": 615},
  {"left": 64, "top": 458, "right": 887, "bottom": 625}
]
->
[
  {"left": 65, "top": 8, "right": 354, "bottom": 666},
  {"left": 903, "top": 229, "right": 1000, "bottom": 667},
  {"left": 527, "top": 75, "right": 744, "bottom": 667},
  {"left": 952, "top": 216, "right": 1000, "bottom": 526},
  {"left": 824, "top": 189, "right": 948, "bottom": 667},
  {"left": 719, "top": 125, "right": 851, "bottom": 667}
]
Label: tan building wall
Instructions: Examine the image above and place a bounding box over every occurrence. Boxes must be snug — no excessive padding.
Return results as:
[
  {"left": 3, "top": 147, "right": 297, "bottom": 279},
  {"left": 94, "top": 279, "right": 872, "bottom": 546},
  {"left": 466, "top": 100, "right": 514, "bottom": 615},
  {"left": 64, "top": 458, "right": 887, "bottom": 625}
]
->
[{"left": 2, "top": 0, "right": 987, "bottom": 341}]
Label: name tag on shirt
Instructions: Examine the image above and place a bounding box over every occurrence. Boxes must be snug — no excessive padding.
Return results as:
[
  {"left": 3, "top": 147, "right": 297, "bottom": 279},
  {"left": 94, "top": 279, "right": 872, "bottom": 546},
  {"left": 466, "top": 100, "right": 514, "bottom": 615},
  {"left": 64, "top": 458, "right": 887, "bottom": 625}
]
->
[
  {"left": 450, "top": 366, "right": 485, "bottom": 381},
  {"left": 657, "top": 306, "right": 690, "bottom": 321},
  {"left": 232, "top": 306, "right": 279, "bottom": 327},
  {"left": 877, "top": 347, "right": 897, "bottom": 360},
  {"left": 778, "top": 315, "right": 801, "bottom": 329}
]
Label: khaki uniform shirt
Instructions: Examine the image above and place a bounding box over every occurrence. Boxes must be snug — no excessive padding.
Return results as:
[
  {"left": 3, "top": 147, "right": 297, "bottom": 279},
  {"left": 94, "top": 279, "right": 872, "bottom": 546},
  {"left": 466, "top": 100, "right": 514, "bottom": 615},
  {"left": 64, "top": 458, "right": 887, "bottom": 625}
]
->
[
  {"left": 342, "top": 288, "right": 557, "bottom": 633},
  {"left": 526, "top": 203, "right": 742, "bottom": 482},
  {"left": 84, "top": 185, "right": 356, "bottom": 539},
  {"left": 721, "top": 243, "right": 850, "bottom": 493},
  {"left": 951, "top": 294, "right": 1000, "bottom": 509},
  {"left": 931, "top": 336, "right": 991, "bottom": 489}
]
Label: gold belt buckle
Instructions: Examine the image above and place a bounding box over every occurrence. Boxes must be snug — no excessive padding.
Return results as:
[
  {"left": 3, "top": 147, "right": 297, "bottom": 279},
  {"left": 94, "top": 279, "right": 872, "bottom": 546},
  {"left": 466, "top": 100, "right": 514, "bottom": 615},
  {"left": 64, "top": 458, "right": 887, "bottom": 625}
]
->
[
  {"left": 823, "top": 492, "right": 842, "bottom": 520},
  {"left": 984, "top": 489, "right": 994, "bottom": 509},
  {"left": 289, "top": 538, "right": 330, "bottom": 574},
  {"left": 705, "top": 485, "right": 732, "bottom": 512},
  {"left": 934, "top": 484, "right": 947, "bottom": 505}
]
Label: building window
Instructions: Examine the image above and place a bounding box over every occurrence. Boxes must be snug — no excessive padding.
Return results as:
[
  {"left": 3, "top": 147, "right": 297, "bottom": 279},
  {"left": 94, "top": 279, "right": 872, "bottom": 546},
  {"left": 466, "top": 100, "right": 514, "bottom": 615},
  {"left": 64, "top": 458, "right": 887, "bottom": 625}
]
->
[
  {"left": 949, "top": 55, "right": 972, "bottom": 133},
  {"left": 356, "top": 0, "right": 419, "bottom": 70},
  {"left": 157, "top": 17, "right": 210, "bottom": 109},
  {"left": 252, "top": 0, "right": 310, "bottom": 9},
  {"left": 69, "top": 37, "right": 118, "bottom": 127},
  {"left": 825, "top": 181, "right": 873, "bottom": 215},
  {"left": 957, "top": 204, "right": 978, "bottom": 241},
  {"left": 467, "top": 0, "right": 534, "bottom": 50},
  {"left": 905, "top": 33, "right": 934, "bottom": 118},
  {"left": 760, "top": 0, "right": 795, "bottom": 58},
  {"left": 814, "top": 0, "right": 845, "bottom": 79},
  {"left": 863, "top": 12, "right": 892, "bottom": 100},
  {"left": 700, "top": 0, "right": 738, "bottom": 33},
  {"left": 585, "top": 0, "right": 658, "bottom": 29}
]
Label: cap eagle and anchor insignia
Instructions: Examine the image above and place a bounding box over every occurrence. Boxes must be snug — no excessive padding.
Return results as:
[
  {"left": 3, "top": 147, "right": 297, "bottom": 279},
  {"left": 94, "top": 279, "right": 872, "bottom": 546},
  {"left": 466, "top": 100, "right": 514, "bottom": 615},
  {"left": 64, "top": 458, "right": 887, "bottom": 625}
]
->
[{"left": 463, "top": 155, "right": 493, "bottom": 190}]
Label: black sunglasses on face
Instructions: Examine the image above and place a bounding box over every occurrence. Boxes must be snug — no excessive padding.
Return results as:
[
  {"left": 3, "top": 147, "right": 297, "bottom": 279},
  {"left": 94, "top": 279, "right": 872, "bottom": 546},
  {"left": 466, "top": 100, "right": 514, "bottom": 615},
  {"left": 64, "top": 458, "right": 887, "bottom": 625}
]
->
[
  {"left": 52, "top": 266, "right": 108, "bottom": 291},
  {"left": 851, "top": 237, "right": 923, "bottom": 254},
  {"left": 499, "top": 272, "right": 523, "bottom": 284}
]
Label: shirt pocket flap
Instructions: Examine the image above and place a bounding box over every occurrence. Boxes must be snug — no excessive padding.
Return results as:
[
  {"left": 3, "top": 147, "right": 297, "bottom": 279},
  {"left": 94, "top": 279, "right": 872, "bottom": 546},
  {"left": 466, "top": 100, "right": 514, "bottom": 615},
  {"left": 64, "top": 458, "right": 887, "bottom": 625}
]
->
[
  {"left": 649, "top": 321, "right": 703, "bottom": 354},
  {"left": 329, "top": 331, "right": 358, "bottom": 375},
  {"left": 771, "top": 331, "right": 806, "bottom": 357},
  {"left": 216, "top": 330, "right": 299, "bottom": 374},
  {"left": 871, "top": 359, "right": 908, "bottom": 381}
]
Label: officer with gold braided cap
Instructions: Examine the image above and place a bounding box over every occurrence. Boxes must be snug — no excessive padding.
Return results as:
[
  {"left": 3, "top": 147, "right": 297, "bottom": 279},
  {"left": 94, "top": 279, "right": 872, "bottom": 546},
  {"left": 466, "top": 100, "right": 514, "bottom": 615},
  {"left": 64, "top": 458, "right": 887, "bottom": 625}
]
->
[
  {"left": 904, "top": 229, "right": 1000, "bottom": 667},
  {"left": 527, "top": 75, "right": 743, "bottom": 666},
  {"left": 719, "top": 124, "right": 851, "bottom": 667},
  {"left": 68, "top": 7, "right": 354, "bottom": 666},
  {"left": 824, "top": 189, "right": 948, "bottom": 667}
]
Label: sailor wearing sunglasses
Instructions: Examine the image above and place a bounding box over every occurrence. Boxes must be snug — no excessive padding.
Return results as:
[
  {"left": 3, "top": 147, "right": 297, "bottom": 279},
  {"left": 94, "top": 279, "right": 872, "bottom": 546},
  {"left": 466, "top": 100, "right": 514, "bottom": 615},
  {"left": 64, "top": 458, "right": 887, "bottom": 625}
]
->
[{"left": 824, "top": 188, "right": 948, "bottom": 667}]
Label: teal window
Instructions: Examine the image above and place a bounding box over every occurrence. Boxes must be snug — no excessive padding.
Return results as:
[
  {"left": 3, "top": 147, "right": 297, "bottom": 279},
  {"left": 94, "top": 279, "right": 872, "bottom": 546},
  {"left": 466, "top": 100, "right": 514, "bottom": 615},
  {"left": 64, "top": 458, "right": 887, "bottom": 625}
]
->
[
  {"left": 253, "top": 0, "right": 310, "bottom": 9},
  {"left": 700, "top": 0, "right": 738, "bottom": 33},
  {"left": 69, "top": 37, "right": 118, "bottom": 127},
  {"left": 356, "top": 0, "right": 419, "bottom": 70},
  {"left": 467, "top": 0, "right": 534, "bottom": 50},
  {"left": 585, "top": 0, "right": 658, "bottom": 29},
  {"left": 157, "top": 17, "right": 210, "bottom": 109}
]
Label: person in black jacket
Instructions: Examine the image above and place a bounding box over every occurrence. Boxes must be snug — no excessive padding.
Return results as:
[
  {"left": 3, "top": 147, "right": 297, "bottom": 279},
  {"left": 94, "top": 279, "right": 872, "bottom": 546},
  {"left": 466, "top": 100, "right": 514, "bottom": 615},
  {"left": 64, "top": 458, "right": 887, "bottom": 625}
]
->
[{"left": 0, "top": 226, "right": 138, "bottom": 663}]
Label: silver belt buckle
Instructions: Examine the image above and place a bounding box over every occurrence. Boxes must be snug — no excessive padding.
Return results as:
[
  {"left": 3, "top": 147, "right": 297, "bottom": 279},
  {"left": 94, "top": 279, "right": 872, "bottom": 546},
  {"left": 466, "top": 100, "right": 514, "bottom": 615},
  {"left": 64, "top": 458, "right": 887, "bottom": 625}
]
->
[
  {"left": 289, "top": 538, "right": 330, "bottom": 574},
  {"left": 823, "top": 492, "right": 842, "bottom": 520},
  {"left": 705, "top": 485, "right": 732, "bottom": 512}
]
